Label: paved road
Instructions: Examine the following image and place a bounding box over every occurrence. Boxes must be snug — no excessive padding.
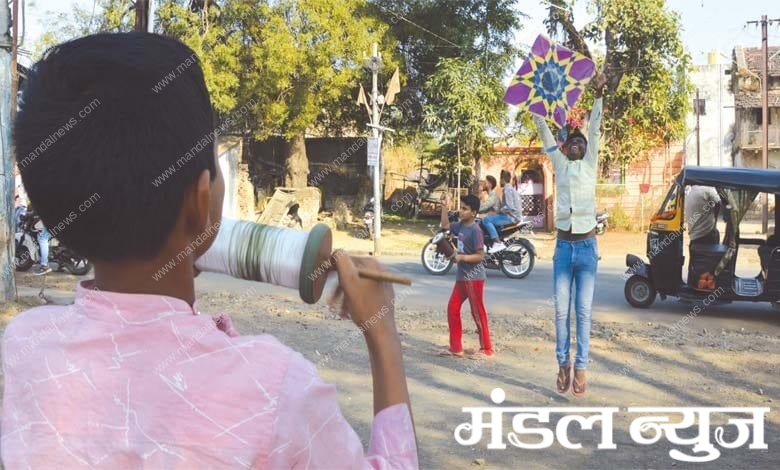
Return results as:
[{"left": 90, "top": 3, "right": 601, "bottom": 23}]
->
[{"left": 196, "top": 255, "right": 780, "bottom": 336}]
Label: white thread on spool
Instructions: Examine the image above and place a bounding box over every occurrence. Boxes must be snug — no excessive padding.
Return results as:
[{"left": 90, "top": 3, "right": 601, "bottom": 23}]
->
[{"left": 195, "top": 217, "right": 309, "bottom": 291}]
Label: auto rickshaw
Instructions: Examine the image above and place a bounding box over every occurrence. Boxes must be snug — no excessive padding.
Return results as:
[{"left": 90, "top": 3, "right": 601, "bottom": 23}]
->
[{"left": 624, "top": 166, "right": 780, "bottom": 308}]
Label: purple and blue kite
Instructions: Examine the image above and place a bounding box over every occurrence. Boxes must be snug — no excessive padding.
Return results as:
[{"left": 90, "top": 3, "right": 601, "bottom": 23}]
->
[{"left": 504, "top": 34, "right": 596, "bottom": 128}]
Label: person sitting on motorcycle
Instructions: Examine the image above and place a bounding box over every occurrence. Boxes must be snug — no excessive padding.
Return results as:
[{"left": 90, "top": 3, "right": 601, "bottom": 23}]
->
[
  {"left": 481, "top": 170, "right": 522, "bottom": 254},
  {"left": 478, "top": 175, "right": 500, "bottom": 216},
  {"left": 24, "top": 203, "right": 52, "bottom": 276},
  {"left": 34, "top": 224, "right": 52, "bottom": 276}
]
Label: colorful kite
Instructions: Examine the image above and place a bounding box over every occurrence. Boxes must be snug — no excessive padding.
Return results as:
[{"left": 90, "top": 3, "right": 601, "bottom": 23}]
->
[{"left": 504, "top": 34, "right": 596, "bottom": 129}]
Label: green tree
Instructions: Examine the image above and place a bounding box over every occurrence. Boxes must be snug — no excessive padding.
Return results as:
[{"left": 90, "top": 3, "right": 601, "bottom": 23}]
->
[
  {"left": 372, "top": 0, "right": 524, "bottom": 139},
  {"left": 155, "top": 1, "right": 241, "bottom": 115},
  {"left": 222, "top": 0, "right": 389, "bottom": 187},
  {"left": 30, "top": 0, "right": 393, "bottom": 188},
  {"left": 423, "top": 58, "right": 506, "bottom": 194},
  {"left": 33, "top": 1, "right": 241, "bottom": 116},
  {"left": 544, "top": 0, "right": 691, "bottom": 177}
]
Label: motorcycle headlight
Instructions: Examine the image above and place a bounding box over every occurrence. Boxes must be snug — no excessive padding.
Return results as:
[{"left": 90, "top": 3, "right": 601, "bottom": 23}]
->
[{"left": 432, "top": 232, "right": 444, "bottom": 243}]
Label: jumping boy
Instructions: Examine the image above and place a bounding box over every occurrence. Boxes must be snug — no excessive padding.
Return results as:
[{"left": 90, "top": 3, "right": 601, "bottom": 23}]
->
[
  {"left": 533, "top": 72, "right": 608, "bottom": 397},
  {"left": 438, "top": 193, "right": 494, "bottom": 358},
  {"left": 3, "top": 32, "right": 417, "bottom": 468}
]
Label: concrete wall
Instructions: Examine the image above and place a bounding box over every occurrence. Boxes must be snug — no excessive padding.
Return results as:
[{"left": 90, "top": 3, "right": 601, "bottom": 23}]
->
[
  {"left": 246, "top": 137, "right": 371, "bottom": 212},
  {"left": 218, "top": 136, "right": 254, "bottom": 221},
  {"left": 733, "top": 111, "right": 780, "bottom": 169},
  {"left": 685, "top": 61, "right": 735, "bottom": 167}
]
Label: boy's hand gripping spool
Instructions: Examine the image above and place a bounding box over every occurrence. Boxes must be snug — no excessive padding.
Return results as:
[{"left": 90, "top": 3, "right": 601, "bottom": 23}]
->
[{"left": 195, "top": 218, "right": 333, "bottom": 304}]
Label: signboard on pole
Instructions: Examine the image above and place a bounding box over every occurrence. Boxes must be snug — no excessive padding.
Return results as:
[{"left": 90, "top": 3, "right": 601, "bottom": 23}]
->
[{"left": 367, "top": 137, "right": 379, "bottom": 166}]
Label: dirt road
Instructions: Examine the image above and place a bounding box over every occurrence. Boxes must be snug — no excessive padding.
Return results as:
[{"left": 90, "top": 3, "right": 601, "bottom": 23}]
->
[{"left": 2, "top": 229, "right": 779, "bottom": 468}]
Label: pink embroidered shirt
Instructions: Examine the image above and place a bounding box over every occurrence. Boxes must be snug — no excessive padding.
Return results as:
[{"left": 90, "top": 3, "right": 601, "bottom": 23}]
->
[{"left": 1, "top": 281, "right": 418, "bottom": 469}]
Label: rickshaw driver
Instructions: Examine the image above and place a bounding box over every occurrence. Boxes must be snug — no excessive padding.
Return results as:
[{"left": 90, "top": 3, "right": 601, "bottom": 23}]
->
[{"left": 685, "top": 185, "right": 721, "bottom": 245}]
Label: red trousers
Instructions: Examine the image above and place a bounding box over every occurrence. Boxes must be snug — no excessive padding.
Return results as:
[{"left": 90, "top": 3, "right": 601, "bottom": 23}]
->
[{"left": 447, "top": 280, "right": 493, "bottom": 353}]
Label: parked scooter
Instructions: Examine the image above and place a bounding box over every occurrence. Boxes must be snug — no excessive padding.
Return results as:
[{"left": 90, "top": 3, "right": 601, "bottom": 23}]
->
[
  {"left": 14, "top": 206, "right": 92, "bottom": 275},
  {"left": 596, "top": 211, "right": 609, "bottom": 235},
  {"left": 421, "top": 211, "right": 536, "bottom": 279}
]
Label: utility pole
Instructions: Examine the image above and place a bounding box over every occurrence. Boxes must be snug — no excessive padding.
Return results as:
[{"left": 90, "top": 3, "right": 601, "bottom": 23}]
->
[
  {"left": 747, "top": 15, "right": 780, "bottom": 234},
  {"left": 0, "top": 0, "right": 16, "bottom": 301},
  {"left": 361, "top": 45, "right": 401, "bottom": 255},
  {"left": 134, "top": 0, "right": 150, "bottom": 32},
  {"left": 370, "top": 43, "right": 382, "bottom": 256},
  {"left": 10, "top": 0, "right": 17, "bottom": 120},
  {"left": 762, "top": 15, "right": 769, "bottom": 233},
  {"left": 695, "top": 88, "right": 701, "bottom": 166}
]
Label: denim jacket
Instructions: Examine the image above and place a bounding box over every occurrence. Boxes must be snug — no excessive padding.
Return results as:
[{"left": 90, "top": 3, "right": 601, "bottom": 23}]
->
[{"left": 533, "top": 98, "right": 603, "bottom": 234}]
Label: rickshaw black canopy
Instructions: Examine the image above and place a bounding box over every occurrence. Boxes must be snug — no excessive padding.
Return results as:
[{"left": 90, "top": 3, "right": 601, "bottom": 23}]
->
[{"left": 679, "top": 167, "right": 780, "bottom": 195}]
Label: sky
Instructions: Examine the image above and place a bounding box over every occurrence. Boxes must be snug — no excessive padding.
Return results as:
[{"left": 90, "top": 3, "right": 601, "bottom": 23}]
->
[
  {"left": 514, "top": 0, "right": 777, "bottom": 65},
  {"left": 18, "top": 0, "right": 779, "bottom": 67}
]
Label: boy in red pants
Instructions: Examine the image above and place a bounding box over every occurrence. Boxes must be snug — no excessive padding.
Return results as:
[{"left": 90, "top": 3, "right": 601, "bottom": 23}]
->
[{"left": 439, "top": 193, "right": 495, "bottom": 358}]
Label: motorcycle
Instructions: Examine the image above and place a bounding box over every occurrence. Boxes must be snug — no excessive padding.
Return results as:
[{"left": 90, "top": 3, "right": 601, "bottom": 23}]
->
[
  {"left": 14, "top": 206, "right": 92, "bottom": 275},
  {"left": 596, "top": 211, "right": 609, "bottom": 235},
  {"left": 421, "top": 211, "right": 536, "bottom": 279}
]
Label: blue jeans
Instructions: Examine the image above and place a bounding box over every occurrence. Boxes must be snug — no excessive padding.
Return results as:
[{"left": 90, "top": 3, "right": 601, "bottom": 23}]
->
[
  {"left": 482, "top": 214, "right": 514, "bottom": 241},
  {"left": 39, "top": 226, "right": 51, "bottom": 266},
  {"left": 553, "top": 237, "right": 598, "bottom": 370}
]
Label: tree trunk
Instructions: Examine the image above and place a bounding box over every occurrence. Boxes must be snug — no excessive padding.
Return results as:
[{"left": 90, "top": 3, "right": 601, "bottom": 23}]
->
[
  {"left": 284, "top": 133, "right": 309, "bottom": 188},
  {"left": 472, "top": 154, "right": 482, "bottom": 195},
  {"left": 456, "top": 143, "right": 461, "bottom": 211}
]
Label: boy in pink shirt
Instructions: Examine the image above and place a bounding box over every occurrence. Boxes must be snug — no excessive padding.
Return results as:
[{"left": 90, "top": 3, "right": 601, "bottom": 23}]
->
[{"left": 2, "top": 32, "right": 418, "bottom": 468}]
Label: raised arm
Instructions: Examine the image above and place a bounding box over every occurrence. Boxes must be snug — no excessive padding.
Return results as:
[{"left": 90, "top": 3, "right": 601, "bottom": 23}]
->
[
  {"left": 269, "top": 252, "right": 418, "bottom": 468},
  {"left": 478, "top": 192, "right": 499, "bottom": 214},
  {"left": 584, "top": 72, "right": 607, "bottom": 166},
  {"left": 533, "top": 115, "right": 567, "bottom": 168}
]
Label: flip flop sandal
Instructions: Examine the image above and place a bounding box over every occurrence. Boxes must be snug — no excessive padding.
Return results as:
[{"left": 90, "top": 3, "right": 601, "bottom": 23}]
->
[
  {"left": 437, "top": 348, "right": 465, "bottom": 358},
  {"left": 467, "top": 350, "right": 495, "bottom": 360},
  {"left": 556, "top": 364, "right": 572, "bottom": 394},
  {"left": 572, "top": 370, "right": 586, "bottom": 397}
]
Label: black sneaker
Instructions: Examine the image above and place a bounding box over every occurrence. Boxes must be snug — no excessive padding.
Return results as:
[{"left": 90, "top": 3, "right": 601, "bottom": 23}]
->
[{"left": 33, "top": 265, "right": 52, "bottom": 276}]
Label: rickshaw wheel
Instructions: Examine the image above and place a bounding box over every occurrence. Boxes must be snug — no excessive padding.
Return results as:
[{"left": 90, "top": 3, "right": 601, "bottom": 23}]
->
[{"left": 625, "top": 275, "right": 657, "bottom": 308}]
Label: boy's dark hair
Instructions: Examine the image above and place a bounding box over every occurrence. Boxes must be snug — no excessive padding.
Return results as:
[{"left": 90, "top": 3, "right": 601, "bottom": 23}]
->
[
  {"left": 14, "top": 33, "right": 216, "bottom": 262},
  {"left": 566, "top": 128, "right": 586, "bottom": 144},
  {"left": 500, "top": 169, "right": 511, "bottom": 185},
  {"left": 485, "top": 175, "right": 497, "bottom": 190},
  {"left": 460, "top": 195, "right": 481, "bottom": 212}
]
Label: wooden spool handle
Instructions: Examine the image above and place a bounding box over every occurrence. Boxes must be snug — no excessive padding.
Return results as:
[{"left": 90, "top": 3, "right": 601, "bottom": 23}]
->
[{"left": 357, "top": 268, "right": 413, "bottom": 286}]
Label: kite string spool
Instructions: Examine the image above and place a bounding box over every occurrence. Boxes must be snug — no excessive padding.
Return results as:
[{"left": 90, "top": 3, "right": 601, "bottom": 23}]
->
[{"left": 195, "top": 218, "right": 310, "bottom": 292}]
